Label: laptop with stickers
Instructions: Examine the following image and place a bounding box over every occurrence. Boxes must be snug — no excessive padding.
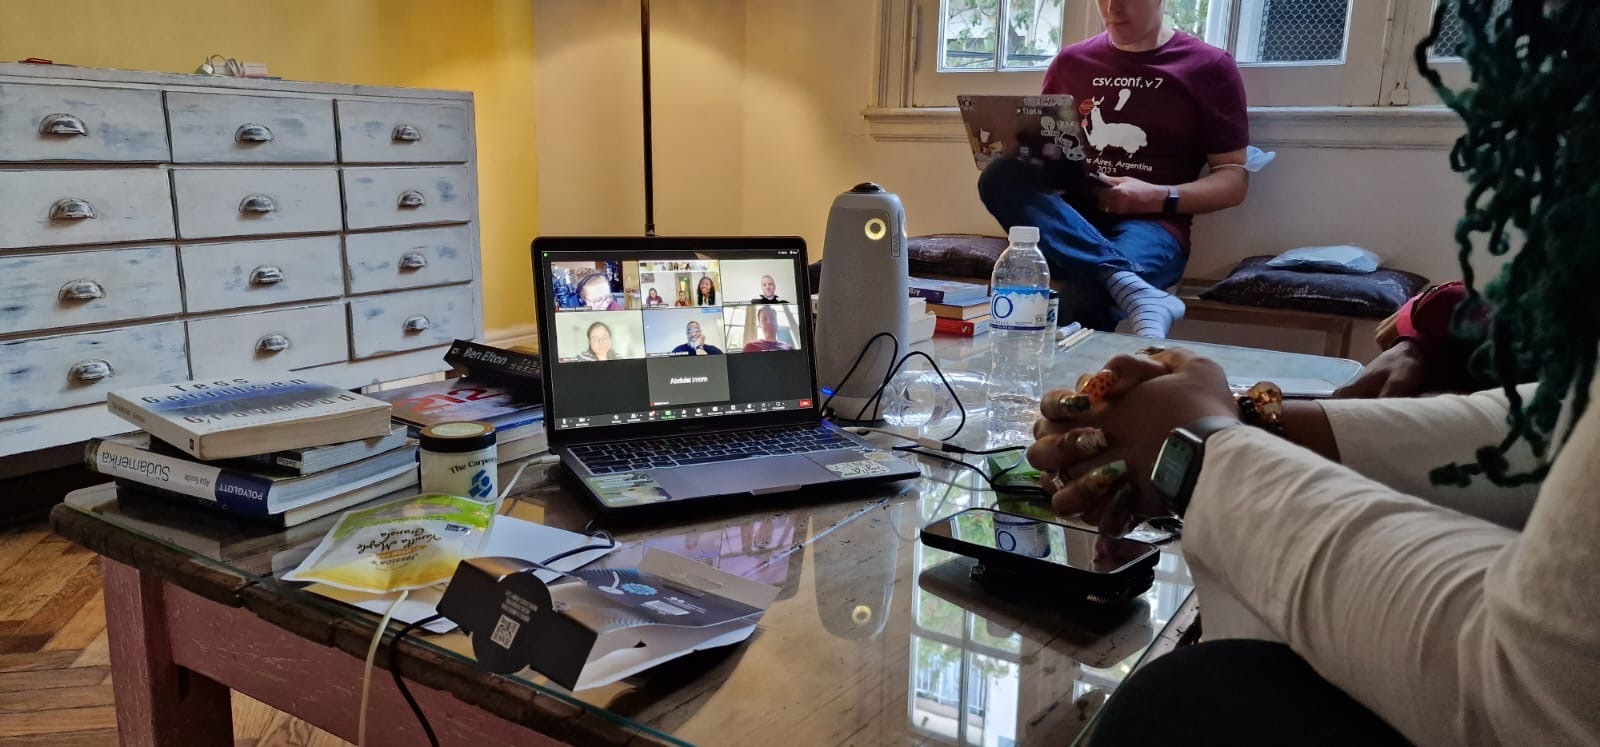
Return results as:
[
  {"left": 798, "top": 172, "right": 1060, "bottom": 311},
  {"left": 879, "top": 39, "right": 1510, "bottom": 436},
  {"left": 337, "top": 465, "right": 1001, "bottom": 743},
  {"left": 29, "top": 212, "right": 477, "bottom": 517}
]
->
[{"left": 532, "top": 236, "right": 920, "bottom": 514}]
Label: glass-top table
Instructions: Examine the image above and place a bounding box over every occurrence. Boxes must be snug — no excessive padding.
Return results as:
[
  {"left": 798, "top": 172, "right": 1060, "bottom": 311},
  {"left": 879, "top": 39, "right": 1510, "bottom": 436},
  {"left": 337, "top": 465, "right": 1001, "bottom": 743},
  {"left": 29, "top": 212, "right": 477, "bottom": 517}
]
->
[{"left": 55, "top": 333, "right": 1362, "bottom": 746}]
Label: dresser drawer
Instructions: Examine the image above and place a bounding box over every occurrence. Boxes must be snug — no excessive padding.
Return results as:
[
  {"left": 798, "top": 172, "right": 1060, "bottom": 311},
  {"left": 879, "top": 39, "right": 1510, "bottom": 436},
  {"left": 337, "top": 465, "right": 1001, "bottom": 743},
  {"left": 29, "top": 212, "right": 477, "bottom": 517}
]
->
[
  {"left": 179, "top": 236, "right": 344, "bottom": 313},
  {"left": 0, "top": 83, "right": 169, "bottom": 163},
  {"left": 336, "top": 100, "right": 471, "bottom": 163},
  {"left": 167, "top": 93, "right": 336, "bottom": 164},
  {"left": 171, "top": 167, "right": 342, "bottom": 238},
  {"left": 0, "top": 322, "right": 189, "bottom": 419},
  {"left": 0, "top": 169, "right": 175, "bottom": 250},
  {"left": 0, "top": 246, "right": 181, "bottom": 335},
  {"left": 186, "top": 303, "right": 349, "bottom": 378},
  {"left": 342, "top": 166, "right": 472, "bottom": 230},
  {"left": 344, "top": 225, "right": 475, "bottom": 294},
  {"left": 348, "top": 286, "right": 475, "bottom": 358}
]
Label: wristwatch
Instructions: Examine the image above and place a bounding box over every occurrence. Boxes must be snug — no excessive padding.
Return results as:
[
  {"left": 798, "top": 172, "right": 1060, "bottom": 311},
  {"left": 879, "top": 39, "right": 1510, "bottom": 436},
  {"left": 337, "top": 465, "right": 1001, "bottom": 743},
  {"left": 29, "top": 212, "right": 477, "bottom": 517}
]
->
[
  {"left": 1149, "top": 416, "right": 1240, "bottom": 516},
  {"left": 1163, "top": 186, "right": 1180, "bottom": 215}
]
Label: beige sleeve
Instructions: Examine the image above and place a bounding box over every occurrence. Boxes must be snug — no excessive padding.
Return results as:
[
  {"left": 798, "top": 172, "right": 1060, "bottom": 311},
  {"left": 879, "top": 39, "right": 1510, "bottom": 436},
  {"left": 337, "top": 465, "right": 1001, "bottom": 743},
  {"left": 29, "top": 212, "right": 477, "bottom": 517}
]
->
[
  {"left": 1317, "top": 385, "right": 1541, "bottom": 529},
  {"left": 1184, "top": 411, "right": 1600, "bottom": 746}
]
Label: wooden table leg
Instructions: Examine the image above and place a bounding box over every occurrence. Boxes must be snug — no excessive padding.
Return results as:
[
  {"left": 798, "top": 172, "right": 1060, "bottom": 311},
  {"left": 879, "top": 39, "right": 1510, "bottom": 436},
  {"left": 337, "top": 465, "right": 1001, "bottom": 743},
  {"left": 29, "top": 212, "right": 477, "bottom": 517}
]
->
[{"left": 102, "top": 557, "right": 235, "bottom": 746}]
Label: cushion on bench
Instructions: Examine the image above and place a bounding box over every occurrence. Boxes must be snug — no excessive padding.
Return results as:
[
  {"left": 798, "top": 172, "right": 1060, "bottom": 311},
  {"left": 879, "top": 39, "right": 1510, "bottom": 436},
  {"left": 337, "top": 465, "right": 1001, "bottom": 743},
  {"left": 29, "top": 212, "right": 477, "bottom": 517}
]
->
[
  {"left": 908, "top": 234, "right": 1008, "bottom": 280},
  {"left": 1199, "top": 256, "right": 1429, "bottom": 319}
]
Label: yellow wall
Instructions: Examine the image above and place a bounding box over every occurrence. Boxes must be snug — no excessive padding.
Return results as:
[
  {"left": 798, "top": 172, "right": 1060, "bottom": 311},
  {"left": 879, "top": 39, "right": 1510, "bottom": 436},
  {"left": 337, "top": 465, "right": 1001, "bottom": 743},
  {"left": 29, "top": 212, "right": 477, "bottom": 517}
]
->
[{"left": 0, "top": 0, "right": 539, "bottom": 337}]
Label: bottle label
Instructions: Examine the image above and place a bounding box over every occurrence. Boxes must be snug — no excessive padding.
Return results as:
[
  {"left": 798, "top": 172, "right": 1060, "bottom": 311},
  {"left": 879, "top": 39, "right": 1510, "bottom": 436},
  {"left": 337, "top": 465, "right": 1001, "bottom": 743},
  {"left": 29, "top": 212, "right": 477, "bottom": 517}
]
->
[{"left": 990, "top": 287, "right": 1049, "bottom": 331}]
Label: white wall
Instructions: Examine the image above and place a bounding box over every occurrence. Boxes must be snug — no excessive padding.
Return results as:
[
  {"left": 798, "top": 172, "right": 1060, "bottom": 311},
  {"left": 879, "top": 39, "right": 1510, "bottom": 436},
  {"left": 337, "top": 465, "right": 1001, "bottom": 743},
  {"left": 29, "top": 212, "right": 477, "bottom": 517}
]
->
[{"left": 535, "top": 0, "right": 1483, "bottom": 361}]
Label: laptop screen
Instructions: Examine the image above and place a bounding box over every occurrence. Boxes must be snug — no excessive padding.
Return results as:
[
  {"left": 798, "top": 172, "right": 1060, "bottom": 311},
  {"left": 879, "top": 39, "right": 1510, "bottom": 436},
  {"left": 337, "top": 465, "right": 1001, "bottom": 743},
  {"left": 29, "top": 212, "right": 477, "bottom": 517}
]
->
[{"left": 534, "top": 239, "right": 816, "bottom": 435}]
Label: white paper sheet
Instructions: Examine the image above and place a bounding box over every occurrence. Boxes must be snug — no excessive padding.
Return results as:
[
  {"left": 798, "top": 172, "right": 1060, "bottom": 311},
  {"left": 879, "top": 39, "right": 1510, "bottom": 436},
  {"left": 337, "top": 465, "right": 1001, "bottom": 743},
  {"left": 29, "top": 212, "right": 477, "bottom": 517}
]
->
[{"left": 305, "top": 516, "right": 615, "bottom": 633}]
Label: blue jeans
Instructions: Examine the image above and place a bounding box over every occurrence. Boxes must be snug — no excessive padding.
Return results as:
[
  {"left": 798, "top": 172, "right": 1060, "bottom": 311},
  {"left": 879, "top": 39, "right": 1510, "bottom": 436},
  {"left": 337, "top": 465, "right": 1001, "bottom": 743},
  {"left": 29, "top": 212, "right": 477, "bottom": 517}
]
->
[{"left": 978, "top": 157, "right": 1186, "bottom": 331}]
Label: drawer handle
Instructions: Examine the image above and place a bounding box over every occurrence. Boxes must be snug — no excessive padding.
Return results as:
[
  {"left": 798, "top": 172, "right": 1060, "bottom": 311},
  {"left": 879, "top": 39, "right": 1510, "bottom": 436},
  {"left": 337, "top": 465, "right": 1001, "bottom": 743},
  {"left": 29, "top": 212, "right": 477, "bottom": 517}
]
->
[
  {"left": 40, "top": 113, "right": 88, "bottom": 137},
  {"left": 239, "top": 194, "right": 277, "bottom": 214},
  {"left": 69, "top": 359, "right": 114, "bottom": 384},
  {"left": 249, "top": 266, "right": 285, "bottom": 285},
  {"left": 49, "top": 198, "right": 96, "bottom": 221},
  {"left": 399, "top": 251, "right": 429, "bottom": 271},
  {"left": 256, "top": 333, "right": 291, "bottom": 353},
  {"left": 234, "top": 123, "right": 275, "bottom": 143},
  {"left": 397, "top": 190, "right": 426, "bottom": 209},
  {"left": 403, "top": 315, "right": 432, "bottom": 333},
  {"left": 58, "top": 279, "right": 106, "bottom": 302},
  {"left": 392, "top": 124, "right": 422, "bottom": 142}
]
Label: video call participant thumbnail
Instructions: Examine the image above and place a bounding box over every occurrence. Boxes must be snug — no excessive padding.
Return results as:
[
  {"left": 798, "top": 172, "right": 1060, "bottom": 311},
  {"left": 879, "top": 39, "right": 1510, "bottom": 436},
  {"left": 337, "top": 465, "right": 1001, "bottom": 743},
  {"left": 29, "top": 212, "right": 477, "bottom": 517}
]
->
[
  {"left": 720, "top": 258, "right": 797, "bottom": 305},
  {"left": 742, "top": 305, "right": 795, "bottom": 352},
  {"left": 554, "top": 310, "right": 645, "bottom": 363},
  {"left": 673, "top": 321, "right": 723, "bottom": 356},
  {"left": 643, "top": 307, "right": 728, "bottom": 357}
]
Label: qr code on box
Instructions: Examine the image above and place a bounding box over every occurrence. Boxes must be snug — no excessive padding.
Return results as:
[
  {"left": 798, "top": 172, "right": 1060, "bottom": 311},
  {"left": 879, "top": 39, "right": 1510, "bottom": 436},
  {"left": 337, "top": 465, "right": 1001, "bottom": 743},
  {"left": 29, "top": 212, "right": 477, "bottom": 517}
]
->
[{"left": 490, "top": 614, "right": 520, "bottom": 649}]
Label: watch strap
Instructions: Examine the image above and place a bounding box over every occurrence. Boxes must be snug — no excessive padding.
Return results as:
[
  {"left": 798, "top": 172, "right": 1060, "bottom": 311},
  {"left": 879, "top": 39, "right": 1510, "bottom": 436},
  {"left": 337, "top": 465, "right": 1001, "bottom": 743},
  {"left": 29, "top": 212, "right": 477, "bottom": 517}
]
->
[{"left": 1163, "top": 186, "right": 1180, "bottom": 215}]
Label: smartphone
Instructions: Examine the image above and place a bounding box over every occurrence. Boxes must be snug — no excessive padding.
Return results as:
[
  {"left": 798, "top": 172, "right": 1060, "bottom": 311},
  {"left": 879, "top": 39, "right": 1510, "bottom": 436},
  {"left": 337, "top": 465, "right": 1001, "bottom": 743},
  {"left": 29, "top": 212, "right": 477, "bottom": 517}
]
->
[{"left": 920, "top": 508, "right": 1160, "bottom": 603}]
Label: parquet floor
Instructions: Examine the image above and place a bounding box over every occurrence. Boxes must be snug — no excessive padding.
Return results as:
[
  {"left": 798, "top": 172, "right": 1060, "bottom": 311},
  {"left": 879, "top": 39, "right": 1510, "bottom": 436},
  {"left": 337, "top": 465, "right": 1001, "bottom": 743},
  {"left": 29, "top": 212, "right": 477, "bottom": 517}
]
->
[{"left": 0, "top": 523, "right": 351, "bottom": 746}]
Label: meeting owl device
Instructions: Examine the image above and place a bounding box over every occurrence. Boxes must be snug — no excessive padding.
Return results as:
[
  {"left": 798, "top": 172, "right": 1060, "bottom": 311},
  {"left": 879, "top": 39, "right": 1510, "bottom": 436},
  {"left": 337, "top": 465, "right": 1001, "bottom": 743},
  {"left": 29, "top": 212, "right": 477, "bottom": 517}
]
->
[{"left": 815, "top": 183, "right": 910, "bottom": 421}]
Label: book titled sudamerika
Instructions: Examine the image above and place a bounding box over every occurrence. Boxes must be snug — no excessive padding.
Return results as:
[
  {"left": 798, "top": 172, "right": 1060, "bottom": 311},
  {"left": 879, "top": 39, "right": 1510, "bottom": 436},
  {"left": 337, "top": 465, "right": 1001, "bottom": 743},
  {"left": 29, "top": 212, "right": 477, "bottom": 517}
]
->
[{"left": 106, "top": 376, "right": 393, "bottom": 460}]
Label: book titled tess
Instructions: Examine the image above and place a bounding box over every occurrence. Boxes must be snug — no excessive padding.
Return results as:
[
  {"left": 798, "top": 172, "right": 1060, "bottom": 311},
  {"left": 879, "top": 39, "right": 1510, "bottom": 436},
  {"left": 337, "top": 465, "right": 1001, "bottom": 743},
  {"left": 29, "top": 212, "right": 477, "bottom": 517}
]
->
[{"left": 106, "top": 376, "right": 393, "bottom": 461}]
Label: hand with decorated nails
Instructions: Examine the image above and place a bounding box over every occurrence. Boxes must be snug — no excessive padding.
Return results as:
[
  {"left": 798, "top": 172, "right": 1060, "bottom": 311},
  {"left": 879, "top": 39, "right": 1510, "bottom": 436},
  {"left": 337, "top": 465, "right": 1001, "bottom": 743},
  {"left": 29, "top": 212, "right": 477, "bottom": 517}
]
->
[{"left": 1027, "top": 349, "right": 1237, "bottom": 536}]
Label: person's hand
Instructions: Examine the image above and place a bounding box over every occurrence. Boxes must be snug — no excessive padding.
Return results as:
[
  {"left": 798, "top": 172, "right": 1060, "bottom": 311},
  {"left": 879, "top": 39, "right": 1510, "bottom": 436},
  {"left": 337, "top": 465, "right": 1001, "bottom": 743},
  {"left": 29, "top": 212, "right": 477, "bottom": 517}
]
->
[
  {"left": 1026, "top": 349, "right": 1238, "bottom": 535},
  {"left": 1097, "top": 176, "right": 1169, "bottom": 214},
  {"left": 1333, "top": 338, "right": 1428, "bottom": 399}
]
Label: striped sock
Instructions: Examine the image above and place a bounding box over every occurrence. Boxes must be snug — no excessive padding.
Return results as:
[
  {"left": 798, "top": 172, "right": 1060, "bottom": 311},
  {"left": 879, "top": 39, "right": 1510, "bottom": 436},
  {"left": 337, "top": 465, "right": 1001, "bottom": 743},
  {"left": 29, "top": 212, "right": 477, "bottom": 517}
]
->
[{"left": 1103, "top": 270, "right": 1185, "bottom": 338}]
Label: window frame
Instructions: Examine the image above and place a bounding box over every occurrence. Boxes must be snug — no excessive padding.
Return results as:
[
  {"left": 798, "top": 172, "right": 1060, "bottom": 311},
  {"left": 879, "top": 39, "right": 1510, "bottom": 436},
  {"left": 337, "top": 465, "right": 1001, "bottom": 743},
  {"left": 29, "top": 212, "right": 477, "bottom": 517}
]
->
[{"left": 894, "top": 0, "right": 1461, "bottom": 110}]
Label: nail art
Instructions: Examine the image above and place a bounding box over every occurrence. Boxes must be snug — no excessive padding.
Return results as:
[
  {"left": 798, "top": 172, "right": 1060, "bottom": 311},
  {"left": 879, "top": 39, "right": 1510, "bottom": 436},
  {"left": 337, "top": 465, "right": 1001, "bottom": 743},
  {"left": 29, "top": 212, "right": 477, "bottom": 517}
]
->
[
  {"left": 1080, "top": 460, "right": 1128, "bottom": 495},
  {"left": 1056, "top": 394, "right": 1092, "bottom": 415},
  {"left": 1071, "top": 428, "right": 1108, "bottom": 454},
  {"left": 1080, "top": 369, "right": 1119, "bottom": 402}
]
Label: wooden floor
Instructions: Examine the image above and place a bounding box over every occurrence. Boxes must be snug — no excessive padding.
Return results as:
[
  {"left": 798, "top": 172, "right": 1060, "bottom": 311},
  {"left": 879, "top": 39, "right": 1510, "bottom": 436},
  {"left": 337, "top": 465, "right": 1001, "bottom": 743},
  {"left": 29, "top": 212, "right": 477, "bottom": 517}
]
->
[{"left": 0, "top": 523, "right": 351, "bottom": 746}]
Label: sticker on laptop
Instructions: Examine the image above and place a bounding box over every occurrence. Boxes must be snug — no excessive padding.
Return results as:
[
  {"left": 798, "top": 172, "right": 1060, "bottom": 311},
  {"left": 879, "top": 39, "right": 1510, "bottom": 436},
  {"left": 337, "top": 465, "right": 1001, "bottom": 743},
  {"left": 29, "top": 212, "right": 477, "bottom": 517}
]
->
[
  {"left": 826, "top": 459, "right": 892, "bottom": 478},
  {"left": 861, "top": 448, "right": 896, "bottom": 462},
  {"left": 588, "top": 472, "right": 671, "bottom": 507}
]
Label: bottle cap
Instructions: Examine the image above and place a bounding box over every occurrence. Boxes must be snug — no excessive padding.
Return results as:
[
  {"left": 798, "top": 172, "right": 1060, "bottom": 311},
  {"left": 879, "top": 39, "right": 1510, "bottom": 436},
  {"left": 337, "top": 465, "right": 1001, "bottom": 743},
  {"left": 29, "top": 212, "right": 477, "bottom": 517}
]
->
[
  {"left": 1009, "top": 226, "right": 1040, "bottom": 244},
  {"left": 419, "top": 421, "right": 497, "bottom": 453}
]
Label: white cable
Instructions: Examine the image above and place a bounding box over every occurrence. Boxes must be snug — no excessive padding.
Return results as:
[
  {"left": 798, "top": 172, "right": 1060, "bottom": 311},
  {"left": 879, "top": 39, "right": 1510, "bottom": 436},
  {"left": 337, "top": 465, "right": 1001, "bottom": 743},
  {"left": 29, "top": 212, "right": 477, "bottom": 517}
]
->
[{"left": 358, "top": 589, "right": 409, "bottom": 747}]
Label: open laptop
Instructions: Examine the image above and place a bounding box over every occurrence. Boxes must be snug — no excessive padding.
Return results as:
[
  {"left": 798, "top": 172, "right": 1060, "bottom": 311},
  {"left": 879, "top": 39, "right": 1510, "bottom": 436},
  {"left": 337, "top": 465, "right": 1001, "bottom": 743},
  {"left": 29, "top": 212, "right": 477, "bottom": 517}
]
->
[{"left": 532, "top": 236, "right": 921, "bottom": 514}]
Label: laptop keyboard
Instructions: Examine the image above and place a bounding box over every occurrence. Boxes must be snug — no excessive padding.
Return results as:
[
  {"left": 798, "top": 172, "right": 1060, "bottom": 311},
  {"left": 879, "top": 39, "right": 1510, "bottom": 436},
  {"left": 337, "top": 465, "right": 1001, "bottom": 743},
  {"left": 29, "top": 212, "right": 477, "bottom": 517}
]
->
[{"left": 569, "top": 425, "right": 853, "bottom": 474}]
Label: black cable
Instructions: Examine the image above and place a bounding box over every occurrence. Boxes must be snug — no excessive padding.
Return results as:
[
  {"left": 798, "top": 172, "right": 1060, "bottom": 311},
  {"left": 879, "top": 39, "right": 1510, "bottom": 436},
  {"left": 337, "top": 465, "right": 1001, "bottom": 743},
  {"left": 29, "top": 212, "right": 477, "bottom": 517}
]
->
[
  {"left": 894, "top": 445, "right": 1051, "bottom": 500},
  {"left": 819, "top": 331, "right": 897, "bottom": 418},
  {"left": 387, "top": 534, "right": 618, "bottom": 745},
  {"left": 390, "top": 614, "right": 444, "bottom": 747},
  {"left": 855, "top": 350, "right": 968, "bottom": 442}
]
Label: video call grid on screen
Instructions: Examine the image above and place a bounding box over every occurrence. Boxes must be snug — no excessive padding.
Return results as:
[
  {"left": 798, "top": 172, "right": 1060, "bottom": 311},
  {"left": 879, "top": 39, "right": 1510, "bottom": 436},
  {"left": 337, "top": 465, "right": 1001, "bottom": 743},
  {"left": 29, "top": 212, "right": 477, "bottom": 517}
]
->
[{"left": 541, "top": 248, "right": 814, "bottom": 430}]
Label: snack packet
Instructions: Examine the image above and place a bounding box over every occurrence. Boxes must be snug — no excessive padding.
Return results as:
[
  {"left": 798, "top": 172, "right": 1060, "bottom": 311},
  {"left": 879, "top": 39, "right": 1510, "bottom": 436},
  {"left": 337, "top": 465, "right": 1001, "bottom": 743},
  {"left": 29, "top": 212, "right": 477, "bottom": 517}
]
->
[{"left": 285, "top": 494, "right": 495, "bottom": 593}]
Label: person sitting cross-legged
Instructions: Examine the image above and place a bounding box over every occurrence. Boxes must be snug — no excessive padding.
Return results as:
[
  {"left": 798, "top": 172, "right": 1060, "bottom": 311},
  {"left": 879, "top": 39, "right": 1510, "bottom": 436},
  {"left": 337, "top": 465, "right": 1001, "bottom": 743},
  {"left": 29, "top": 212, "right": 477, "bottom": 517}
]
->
[{"left": 980, "top": 0, "right": 1251, "bottom": 338}]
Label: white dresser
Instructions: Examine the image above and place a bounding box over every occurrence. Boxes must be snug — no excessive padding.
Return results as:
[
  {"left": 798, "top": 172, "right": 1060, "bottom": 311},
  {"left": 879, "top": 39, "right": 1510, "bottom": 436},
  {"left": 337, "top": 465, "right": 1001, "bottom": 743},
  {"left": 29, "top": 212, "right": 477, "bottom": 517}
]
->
[{"left": 0, "top": 64, "right": 483, "bottom": 459}]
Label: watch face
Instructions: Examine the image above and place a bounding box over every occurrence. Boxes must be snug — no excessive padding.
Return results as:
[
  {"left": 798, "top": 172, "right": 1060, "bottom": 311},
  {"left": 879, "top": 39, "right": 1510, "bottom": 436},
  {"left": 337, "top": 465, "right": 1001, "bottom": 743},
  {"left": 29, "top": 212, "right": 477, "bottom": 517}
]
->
[{"left": 1151, "top": 434, "right": 1197, "bottom": 499}]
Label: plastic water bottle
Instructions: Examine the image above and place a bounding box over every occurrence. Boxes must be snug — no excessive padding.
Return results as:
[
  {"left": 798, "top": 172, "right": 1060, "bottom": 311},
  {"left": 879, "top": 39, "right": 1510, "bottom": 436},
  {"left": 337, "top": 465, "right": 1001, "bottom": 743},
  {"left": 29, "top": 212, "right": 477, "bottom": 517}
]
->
[{"left": 986, "top": 225, "right": 1052, "bottom": 447}]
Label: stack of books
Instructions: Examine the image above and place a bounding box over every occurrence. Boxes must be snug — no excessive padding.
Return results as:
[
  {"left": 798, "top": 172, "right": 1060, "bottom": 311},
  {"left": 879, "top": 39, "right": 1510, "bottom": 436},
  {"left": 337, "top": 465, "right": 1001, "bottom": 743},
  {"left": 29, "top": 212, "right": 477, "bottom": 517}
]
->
[
  {"left": 370, "top": 378, "right": 546, "bottom": 462},
  {"left": 910, "top": 278, "right": 992, "bottom": 336},
  {"left": 88, "top": 376, "right": 418, "bottom": 527}
]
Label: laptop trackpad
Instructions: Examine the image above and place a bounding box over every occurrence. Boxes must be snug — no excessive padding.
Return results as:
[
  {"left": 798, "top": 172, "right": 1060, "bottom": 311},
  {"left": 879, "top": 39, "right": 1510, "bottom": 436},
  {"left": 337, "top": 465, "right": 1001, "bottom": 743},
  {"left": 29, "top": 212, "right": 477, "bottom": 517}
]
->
[{"left": 652, "top": 456, "right": 837, "bottom": 497}]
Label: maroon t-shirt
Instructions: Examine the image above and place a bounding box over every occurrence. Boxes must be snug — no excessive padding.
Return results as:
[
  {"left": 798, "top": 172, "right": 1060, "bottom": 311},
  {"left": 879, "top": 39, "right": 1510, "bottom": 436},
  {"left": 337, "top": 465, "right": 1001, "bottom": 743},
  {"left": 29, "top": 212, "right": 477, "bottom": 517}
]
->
[{"left": 1042, "top": 31, "right": 1249, "bottom": 250}]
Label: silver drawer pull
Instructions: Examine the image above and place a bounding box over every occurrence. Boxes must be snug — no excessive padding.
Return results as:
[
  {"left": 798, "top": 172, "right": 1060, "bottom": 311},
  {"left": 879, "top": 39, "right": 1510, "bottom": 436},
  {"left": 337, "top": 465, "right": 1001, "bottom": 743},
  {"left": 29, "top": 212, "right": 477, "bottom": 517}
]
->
[
  {"left": 249, "top": 266, "right": 284, "bottom": 285},
  {"left": 399, "top": 251, "right": 429, "bottom": 271},
  {"left": 235, "top": 123, "right": 274, "bottom": 143},
  {"left": 392, "top": 124, "right": 422, "bottom": 142},
  {"left": 40, "top": 113, "right": 88, "bottom": 137},
  {"left": 69, "top": 359, "right": 113, "bottom": 384},
  {"left": 397, "top": 190, "right": 426, "bottom": 209},
  {"left": 58, "top": 279, "right": 106, "bottom": 302},
  {"left": 239, "top": 194, "right": 277, "bottom": 214},
  {"left": 403, "top": 315, "right": 432, "bottom": 333},
  {"left": 49, "top": 198, "right": 96, "bottom": 221},
  {"left": 256, "top": 333, "right": 290, "bottom": 353}
]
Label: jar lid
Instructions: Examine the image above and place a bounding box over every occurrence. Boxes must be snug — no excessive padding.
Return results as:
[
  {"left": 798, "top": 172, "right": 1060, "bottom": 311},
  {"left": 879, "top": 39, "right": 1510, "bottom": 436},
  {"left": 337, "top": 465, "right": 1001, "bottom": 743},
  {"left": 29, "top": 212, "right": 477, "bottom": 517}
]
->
[{"left": 419, "top": 421, "right": 497, "bottom": 453}]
